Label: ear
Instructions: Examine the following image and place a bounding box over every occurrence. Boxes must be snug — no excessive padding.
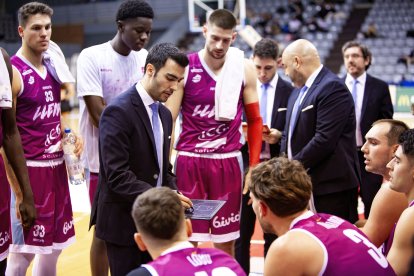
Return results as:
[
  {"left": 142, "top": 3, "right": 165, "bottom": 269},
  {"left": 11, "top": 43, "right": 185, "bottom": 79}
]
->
[
  {"left": 259, "top": 201, "right": 268, "bottom": 217},
  {"left": 18, "top": 26, "right": 24, "bottom": 38},
  {"left": 202, "top": 25, "right": 208, "bottom": 38},
  {"left": 231, "top": 31, "right": 237, "bottom": 43},
  {"left": 391, "top": 144, "right": 399, "bottom": 154},
  {"left": 134, "top": 233, "right": 147, "bottom": 252},
  {"left": 116, "top": 20, "right": 124, "bottom": 32},
  {"left": 294, "top": 56, "right": 301, "bottom": 69},
  {"left": 185, "top": 219, "right": 193, "bottom": 237},
  {"left": 146, "top": 63, "right": 155, "bottom": 77}
]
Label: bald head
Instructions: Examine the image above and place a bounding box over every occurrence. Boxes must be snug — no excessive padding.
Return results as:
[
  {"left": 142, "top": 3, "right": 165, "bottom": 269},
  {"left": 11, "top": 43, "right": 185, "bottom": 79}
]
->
[{"left": 281, "top": 39, "right": 321, "bottom": 87}]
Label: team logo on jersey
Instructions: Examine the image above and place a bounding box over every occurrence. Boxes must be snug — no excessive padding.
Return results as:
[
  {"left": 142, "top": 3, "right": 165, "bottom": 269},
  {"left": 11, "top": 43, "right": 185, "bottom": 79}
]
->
[
  {"left": 192, "top": 74, "right": 202, "bottom": 83},
  {"left": 28, "top": 76, "right": 35, "bottom": 85},
  {"left": 22, "top": 69, "right": 33, "bottom": 76},
  {"left": 190, "top": 68, "right": 203, "bottom": 73}
]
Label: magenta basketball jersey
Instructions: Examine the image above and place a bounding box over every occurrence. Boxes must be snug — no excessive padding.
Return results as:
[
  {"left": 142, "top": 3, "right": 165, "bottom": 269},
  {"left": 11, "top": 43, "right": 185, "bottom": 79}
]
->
[
  {"left": 11, "top": 55, "right": 62, "bottom": 160},
  {"left": 292, "top": 212, "right": 395, "bottom": 275},
  {"left": 175, "top": 52, "right": 244, "bottom": 154},
  {"left": 142, "top": 247, "right": 246, "bottom": 276}
]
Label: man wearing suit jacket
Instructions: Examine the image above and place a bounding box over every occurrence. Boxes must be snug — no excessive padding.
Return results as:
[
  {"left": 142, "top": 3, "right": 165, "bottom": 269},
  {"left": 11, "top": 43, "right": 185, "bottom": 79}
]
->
[
  {"left": 236, "top": 38, "right": 293, "bottom": 274},
  {"left": 89, "top": 43, "right": 191, "bottom": 276},
  {"left": 342, "top": 40, "right": 394, "bottom": 219},
  {"left": 280, "top": 39, "right": 360, "bottom": 223}
]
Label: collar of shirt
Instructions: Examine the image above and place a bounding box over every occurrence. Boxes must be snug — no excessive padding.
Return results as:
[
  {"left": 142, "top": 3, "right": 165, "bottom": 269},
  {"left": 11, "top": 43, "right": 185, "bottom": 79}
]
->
[
  {"left": 256, "top": 73, "right": 279, "bottom": 92},
  {"left": 304, "top": 64, "right": 324, "bottom": 89},
  {"left": 136, "top": 81, "right": 157, "bottom": 117},
  {"left": 160, "top": 241, "right": 195, "bottom": 256},
  {"left": 258, "top": 74, "right": 279, "bottom": 125},
  {"left": 345, "top": 71, "right": 367, "bottom": 88},
  {"left": 289, "top": 210, "right": 314, "bottom": 230}
]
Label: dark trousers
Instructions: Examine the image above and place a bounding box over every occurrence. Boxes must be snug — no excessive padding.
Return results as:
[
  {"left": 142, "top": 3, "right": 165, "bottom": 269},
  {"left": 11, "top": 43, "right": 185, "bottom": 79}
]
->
[
  {"left": 235, "top": 193, "right": 277, "bottom": 274},
  {"left": 105, "top": 241, "right": 152, "bottom": 276},
  {"left": 0, "top": 259, "right": 6, "bottom": 276},
  {"left": 357, "top": 150, "right": 383, "bottom": 218},
  {"left": 314, "top": 187, "right": 359, "bottom": 224}
]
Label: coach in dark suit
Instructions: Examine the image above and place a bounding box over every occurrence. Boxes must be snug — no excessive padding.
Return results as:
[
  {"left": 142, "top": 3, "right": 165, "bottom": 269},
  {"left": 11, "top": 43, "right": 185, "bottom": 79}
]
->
[
  {"left": 236, "top": 39, "right": 293, "bottom": 274},
  {"left": 89, "top": 43, "right": 190, "bottom": 276},
  {"left": 342, "top": 40, "right": 393, "bottom": 218},
  {"left": 280, "top": 39, "right": 360, "bottom": 223}
]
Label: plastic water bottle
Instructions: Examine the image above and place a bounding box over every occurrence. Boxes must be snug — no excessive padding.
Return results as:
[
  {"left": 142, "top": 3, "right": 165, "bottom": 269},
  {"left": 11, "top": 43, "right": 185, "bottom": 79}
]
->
[{"left": 63, "top": 128, "right": 84, "bottom": 185}]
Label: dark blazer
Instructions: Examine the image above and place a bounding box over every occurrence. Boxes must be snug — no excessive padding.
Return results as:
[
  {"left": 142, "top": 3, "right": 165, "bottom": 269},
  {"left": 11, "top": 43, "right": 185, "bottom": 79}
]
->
[
  {"left": 90, "top": 85, "right": 177, "bottom": 246},
  {"left": 269, "top": 77, "right": 294, "bottom": 157},
  {"left": 241, "top": 76, "right": 293, "bottom": 166},
  {"left": 281, "top": 66, "right": 360, "bottom": 196},
  {"left": 342, "top": 73, "right": 393, "bottom": 142}
]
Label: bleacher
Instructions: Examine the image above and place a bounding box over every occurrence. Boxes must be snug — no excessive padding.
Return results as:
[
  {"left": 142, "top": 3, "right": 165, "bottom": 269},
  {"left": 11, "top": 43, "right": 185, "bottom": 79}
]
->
[{"left": 338, "top": 0, "right": 414, "bottom": 84}]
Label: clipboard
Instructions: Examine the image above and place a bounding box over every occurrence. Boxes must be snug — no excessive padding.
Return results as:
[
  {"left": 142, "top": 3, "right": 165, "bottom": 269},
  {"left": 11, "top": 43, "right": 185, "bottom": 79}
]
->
[{"left": 185, "top": 199, "right": 226, "bottom": 220}]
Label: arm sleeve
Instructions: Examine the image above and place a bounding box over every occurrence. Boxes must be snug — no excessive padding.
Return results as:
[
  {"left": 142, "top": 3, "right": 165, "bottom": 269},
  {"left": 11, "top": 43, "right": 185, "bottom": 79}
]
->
[
  {"left": 76, "top": 49, "right": 104, "bottom": 98},
  {"left": 245, "top": 101, "right": 262, "bottom": 166}
]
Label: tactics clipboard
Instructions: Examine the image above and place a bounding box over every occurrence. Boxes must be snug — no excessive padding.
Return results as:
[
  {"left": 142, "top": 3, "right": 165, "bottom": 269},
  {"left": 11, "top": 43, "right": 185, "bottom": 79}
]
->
[{"left": 185, "top": 199, "right": 226, "bottom": 220}]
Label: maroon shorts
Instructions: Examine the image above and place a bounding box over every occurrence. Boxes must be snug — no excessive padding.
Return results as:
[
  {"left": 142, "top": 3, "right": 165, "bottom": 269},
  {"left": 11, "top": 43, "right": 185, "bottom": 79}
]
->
[
  {"left": 10, "top": 159, "right": 75, "bottom": 254},
  {"left": 0, "top": 155, "right": 11, "bottom": 261},
  {"left": 175, "top": 151, "right": 243, "bottom": 243}
]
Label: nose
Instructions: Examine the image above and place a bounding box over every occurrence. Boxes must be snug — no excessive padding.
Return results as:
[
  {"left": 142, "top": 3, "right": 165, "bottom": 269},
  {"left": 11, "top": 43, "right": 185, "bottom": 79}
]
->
[
  {"left": 361, "top": 142, "right": 368, "bottom": 153},
  {"left": 171, "top": 80, "right": 180, "bottom": 91},
  {"left": 259, "top": 69, "right": 266, "bottom": 78},
  {"left": 139, "top": 32, "right": 149, "bottom": 41},
  {"left": 40, "top": 27, "right": 47, "bottom": 37},
  {"left": 386, "top": 158, "right": 395, "bottom": 170},
  {"left": 216, "top": 40, "right": 224, "bottom": 50}
]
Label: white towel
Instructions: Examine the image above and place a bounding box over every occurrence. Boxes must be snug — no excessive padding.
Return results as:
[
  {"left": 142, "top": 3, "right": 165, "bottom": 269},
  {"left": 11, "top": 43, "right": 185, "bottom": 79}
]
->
[
  {"left": 214, "top": 47, "right": 244, "bottom": 121},
  {"left": 42, "top": 40, "right": 75, "bottom": 84},
  {"left": 0, "top": 52, "right": 12, "bottom": 108}
]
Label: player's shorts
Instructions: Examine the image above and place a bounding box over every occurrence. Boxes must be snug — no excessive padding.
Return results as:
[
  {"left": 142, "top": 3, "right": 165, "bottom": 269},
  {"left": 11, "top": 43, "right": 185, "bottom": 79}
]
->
[
  {"left": 10, "top": 159, "right": 75, "bottom": 254},
  {"left": 0, "top": 155, "right": 11, "bottom": 261},
  {"left": 85, "top": 169, "right": 99, "bottom": 204},
  {"left": 175, "top": 151, "right": 243, "bottom": 243}
]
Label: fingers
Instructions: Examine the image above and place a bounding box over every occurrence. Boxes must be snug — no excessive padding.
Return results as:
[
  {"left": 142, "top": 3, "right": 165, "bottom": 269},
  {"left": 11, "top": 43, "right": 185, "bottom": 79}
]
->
[
  {"left": 178, "top": 194, "right": 193, "bottom": 209},
  {"left": 19, "top": 203, "right": 37, "bottom": 229}
]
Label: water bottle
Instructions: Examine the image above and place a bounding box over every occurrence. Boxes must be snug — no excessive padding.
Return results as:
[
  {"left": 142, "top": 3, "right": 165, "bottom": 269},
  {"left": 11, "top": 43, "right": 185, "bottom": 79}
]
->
[{"left": 63, "top": 128, "right": 85, "bottom": 185}]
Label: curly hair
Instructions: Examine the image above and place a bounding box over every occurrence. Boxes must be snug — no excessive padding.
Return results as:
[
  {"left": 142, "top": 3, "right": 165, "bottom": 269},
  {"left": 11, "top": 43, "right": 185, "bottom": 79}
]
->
[
  {"left": 398, "top": 129, "right": 414, "bottom": 160},
  {"left": 18, "top": 2, "right": 53, "bottom": 27},
  {"left": 116, "top": 0, "right": 154, "bottom": 21},
  {"left": 249, "top": 157, "right": 312, "bottom": 217}
]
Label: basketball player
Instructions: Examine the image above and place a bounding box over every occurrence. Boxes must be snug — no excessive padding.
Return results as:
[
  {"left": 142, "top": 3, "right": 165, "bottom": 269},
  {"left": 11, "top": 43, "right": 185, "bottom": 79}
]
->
[
  {"left": 6, "top": 3, "right": 81, "bottom": 275},
  {"left": 359, "top": 119, "right": 408, "bottom": 254},
  {"left": 386, "top": 129, "right": 414, "bottom": 275},
  {"left": 0, "top": 47, "right": 36, "bottom": 275},
  {"left": 165, "top": 9, "right": 262, "bottom": 256},
  {"left": 249, "top": 157, "right": 395, "bottom": 275},
  {"left": 128, "top": 187, "right": 246, "bottom": 276},
  {"left": 76, "top": 1, "right": 154, "bottom": 274}
]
